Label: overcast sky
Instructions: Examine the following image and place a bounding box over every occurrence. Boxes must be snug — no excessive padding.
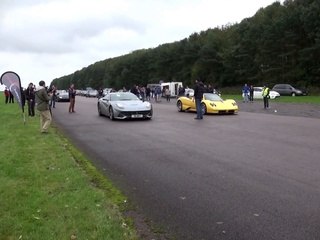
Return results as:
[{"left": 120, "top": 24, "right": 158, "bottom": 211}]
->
[{"left": 0, "top": 0, "right": 281, "bottom": 89}]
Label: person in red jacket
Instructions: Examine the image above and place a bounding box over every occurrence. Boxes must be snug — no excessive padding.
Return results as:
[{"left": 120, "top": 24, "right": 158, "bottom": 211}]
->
[{"left": 4, "top": 87, "right": 9, "bottom": 104}]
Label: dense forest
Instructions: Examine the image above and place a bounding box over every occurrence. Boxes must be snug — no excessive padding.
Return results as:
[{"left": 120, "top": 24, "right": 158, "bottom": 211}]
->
[{"left": 51, "top": 0, "right": 320, "bottom": 93}]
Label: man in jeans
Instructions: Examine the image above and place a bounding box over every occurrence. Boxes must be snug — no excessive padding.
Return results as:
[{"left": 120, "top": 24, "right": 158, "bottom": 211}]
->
[
  {"left": 35, "top": 80, "right": 52, "bottom": 133},
  {"left": 68, "top": 83, "right": 76, "bottom": 113},
  {"left": 193, "top": 79, "right": 205, "bottom": 120}
]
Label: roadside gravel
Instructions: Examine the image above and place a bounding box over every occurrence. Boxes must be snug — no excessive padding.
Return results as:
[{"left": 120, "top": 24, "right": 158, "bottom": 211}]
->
[{"left": 237, "top": 100, "right": 320, "bottom": 119}]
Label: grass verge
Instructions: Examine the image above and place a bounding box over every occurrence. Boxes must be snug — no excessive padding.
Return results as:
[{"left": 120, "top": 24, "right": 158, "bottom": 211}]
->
[
  {"left": 0, "top": 101, "right": 138, "bottom": 240},
  {"left": 223, "top": 94, "right": 320, "bottom": 104}
]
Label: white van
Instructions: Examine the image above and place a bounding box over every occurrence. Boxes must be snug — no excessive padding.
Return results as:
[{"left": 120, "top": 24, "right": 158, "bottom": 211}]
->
[{"left": 160, "top": 82, "right": 183, "bottom": 97}]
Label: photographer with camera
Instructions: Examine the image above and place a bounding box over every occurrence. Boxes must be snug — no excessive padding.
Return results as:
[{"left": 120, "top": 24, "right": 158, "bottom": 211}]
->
[{"left": 35, "top": 80, "right": 52, "bottom": 133}]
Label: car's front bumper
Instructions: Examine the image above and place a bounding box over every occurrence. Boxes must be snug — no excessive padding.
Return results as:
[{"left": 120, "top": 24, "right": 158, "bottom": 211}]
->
[{"left": 114, "top": 109, "right": 153, "bottom": 119}]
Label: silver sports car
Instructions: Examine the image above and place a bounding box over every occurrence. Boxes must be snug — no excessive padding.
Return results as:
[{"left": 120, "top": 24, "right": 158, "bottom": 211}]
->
[{"left": 97, "top": 92, "right": 153, "bottom": 120}]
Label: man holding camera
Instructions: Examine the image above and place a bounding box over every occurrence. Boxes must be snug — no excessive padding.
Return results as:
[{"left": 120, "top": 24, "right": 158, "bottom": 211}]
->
[{"left": 35, "top": 80, "right": 52, "bottom": 133}]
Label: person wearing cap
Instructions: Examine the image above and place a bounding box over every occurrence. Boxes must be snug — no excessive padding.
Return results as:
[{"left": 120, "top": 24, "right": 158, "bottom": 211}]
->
[{"left": 35, "top": 80, "right": 52, "bottom": 133}]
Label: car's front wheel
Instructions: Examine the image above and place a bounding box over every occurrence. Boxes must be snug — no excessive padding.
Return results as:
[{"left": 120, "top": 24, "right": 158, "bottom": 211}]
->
[
  {"left": 291, "top": 92, "right": 296, "bottom": 97},
  {"left": 109, "top": 107, "right": 115, "bottom": 120},
  {"left": 201, "top": 103, "right": 207, "bottom": 115},
  {"left": 177, "top": 100, "right": 184, "bottom": 112}
]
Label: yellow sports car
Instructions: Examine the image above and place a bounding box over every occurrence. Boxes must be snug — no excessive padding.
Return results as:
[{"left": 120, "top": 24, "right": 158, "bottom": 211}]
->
[{"left": 176, "top": 93, "right": 238, "bottom": 115}]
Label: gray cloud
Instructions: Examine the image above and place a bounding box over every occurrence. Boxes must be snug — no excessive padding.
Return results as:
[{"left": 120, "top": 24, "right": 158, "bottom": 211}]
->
[
  {"left": 0, "top": 0, "right": 280, "bottom": 89},
  {"left": 0, "top": 1, "right": 145, "bottom": 54}
]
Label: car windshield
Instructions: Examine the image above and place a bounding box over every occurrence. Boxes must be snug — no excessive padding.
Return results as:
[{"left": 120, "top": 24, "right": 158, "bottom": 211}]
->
[
  {"left": 110, "top": 93, "right": 139, "bottom": 101},
  {"left": 203, "top": 93, "right": 223, "bottom": 101}
]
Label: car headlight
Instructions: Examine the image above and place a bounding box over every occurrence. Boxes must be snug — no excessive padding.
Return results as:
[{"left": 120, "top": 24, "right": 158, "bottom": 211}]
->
[
  {"left": 116, "top": 103, "right": 124, "bottom": 109},
  {"left": 210, "top": 103, "right": 216, "bottom": 107},
  {"left": 232, "top": 102, "right": 237, "bottom": 106},
  {"left": 144, "top": 102, "right": 151, "bottom": 108}
]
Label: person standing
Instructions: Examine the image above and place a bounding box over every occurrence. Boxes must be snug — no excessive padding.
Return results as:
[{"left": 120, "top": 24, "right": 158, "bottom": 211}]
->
[
  {"left": 68, "top": 83, "right": 76, "bottom": 113},
  {"left": 25, "top": 82, "right": 35, "bottom": 116},
  {"left": 130, "top": 85, "right": 139, "bottom": 97},
  {"left": 9, "top": 90, "right": 14, "bottom": 103},
  {"left": 207, "top": 84, "right": 214, "bottom": 93},
  {"left": 165, "top": 87, "right": 171, "bottom": 102},
  {"left": 98, "top": 87, "right": 104, "bottom": 98},
  {"left": 194, "top": 79, "right": 205, "bottom": 120},
  {"left": 4, "top": 87, "right": 9, "bottom": 104},
  {"left": 50, "top": 85, "right": 57, "bottom": 108},
  {"left": 154, "top": 85, "right": 161, "bottom": 102},
  {"left": 35, "top": 80, "right": 52, "bottom": 133},
  {"left": 242, "top": 83, "right": 250, "bottom": 103},
  {"left": 262, "top": 86, "right": 270, "bottom": 109},
  {"left": 140, "top": 86, "right": 146, "bottom": 102},
  {"left": 178, "top": 86, "right": 185, "bottom": 97},
  {"left": 146, "top": 86, "right": 151, "bottom": 101},
  {"left": 249, "top": 85, "right": 254, "bottom": 102}
]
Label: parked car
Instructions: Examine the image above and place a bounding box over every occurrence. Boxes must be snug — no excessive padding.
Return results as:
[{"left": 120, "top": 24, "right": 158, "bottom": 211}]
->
[
  {"left": 184, "top": 88, "right": 194, "bottom": 97},
  {"left": 86, "top": 89, "right": 98, "bottom": 98},
  {"left": 176, "top": 93, "right": 238, "bottom": 115},
  {"left": 97, "top": 92, "right": 153, "bottom": 120},
  {"left": 103, "top": 88, "right": 113, "bottom": 96},
  {"left": 252, "top": 87, "right": 280, "bottom": 99},
  {"left": 272, "top": 84, "right": 307, "bottom": 96},
  {"left": 56, "top": 90, "right": 69, "bottom": 102}
]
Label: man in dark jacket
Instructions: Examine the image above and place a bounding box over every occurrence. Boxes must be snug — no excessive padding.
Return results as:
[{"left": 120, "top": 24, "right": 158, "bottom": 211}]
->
[
  {"left": 193, "top": 79, "right": 205, "bottom": 120},
  {"left": 35, "top": 80, "right": 52, "bottom": 133},
  {"left": 25, "top": 82, "right": 35, "bottom": 116}
]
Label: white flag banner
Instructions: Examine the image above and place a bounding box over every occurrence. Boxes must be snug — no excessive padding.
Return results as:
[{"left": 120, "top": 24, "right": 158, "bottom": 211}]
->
[{"left": 1, "top": 71, "right": 23, "bottom": 110}]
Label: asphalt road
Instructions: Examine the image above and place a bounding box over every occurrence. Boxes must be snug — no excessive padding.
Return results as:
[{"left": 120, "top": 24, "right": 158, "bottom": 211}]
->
[{"left": 52, "top": 97, "right": 320, "bottom": 240}]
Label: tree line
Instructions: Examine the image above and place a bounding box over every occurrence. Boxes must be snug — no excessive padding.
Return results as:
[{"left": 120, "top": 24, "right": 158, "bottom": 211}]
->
[{"left": 51, "top": 0, "right": 320, "bottom": 93}]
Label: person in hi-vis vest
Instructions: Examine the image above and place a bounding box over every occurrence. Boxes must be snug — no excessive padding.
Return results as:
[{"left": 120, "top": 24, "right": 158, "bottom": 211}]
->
[{"left": 262, "top": 86, "right": 270, "bottom": 109}]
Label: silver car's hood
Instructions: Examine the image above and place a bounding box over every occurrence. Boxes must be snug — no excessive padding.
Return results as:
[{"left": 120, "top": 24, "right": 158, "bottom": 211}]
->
[{"left": 112, "top": 100, "right": 152, "bottom": 111}]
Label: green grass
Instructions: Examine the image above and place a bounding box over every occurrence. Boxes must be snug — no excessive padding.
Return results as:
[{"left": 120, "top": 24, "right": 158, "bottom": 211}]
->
[
  {"left": 223, "top": 94, "right": 320, "bottom": 104},
  {"left": 0, "top": 101, "right": 138, "bottom": 240}
]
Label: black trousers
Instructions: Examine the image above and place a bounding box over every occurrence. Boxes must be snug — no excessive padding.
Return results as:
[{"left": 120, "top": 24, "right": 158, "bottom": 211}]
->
[
  {"left": 263, "top": 97, "right": 269, "bottom": 109},
  {"left": 28, "top": 100, "right": 35, "bottom": 116}
]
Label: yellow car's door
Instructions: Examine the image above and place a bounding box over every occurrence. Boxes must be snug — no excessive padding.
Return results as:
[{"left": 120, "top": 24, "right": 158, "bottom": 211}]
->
[{"left": 183, "top": 96, "right": 197, "bottom": 111}]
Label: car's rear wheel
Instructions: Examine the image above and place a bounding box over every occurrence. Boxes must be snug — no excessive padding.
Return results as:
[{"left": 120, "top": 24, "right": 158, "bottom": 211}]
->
[
  {"left": 201, "top": 103, "right": 207, "bottom": 115},
  {"left": 177, "top": 100, "right": 184, "bottom": 112},
  {"left": 109, "top": 107, "right": 115, "bottom": 120}
]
